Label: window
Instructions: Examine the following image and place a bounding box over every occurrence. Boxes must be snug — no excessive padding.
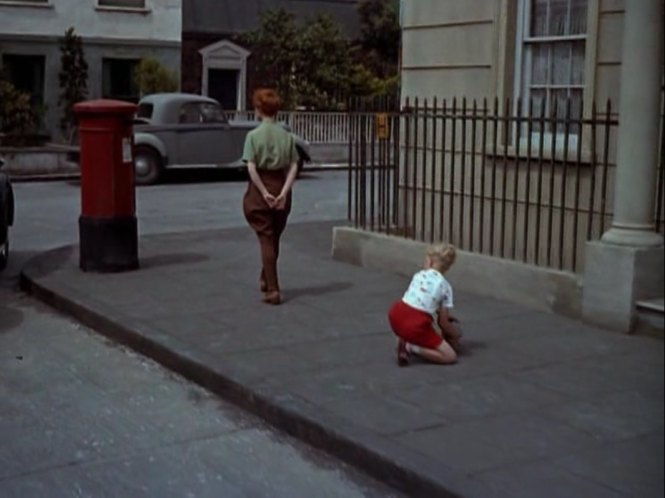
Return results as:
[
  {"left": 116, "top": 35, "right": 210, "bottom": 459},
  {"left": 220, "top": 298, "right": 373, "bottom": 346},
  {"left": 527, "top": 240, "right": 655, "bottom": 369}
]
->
[
  {"left": 1, "top": 54, "right": 45, "bottom": 108},
  {"left": 136, "top": 103, "right": 153, "bottom": 120},
  {"left": 102, "top": 58, "right": 139, "bottom": 102},
  {"left": 515, "top": 0, "right": 588, "bottom": 134},
  {"left": 98, "top": 0, "right": 145, "bottom": 8},
  {"left": 178, "top": 102, "right": 225, "bottom": 124}
]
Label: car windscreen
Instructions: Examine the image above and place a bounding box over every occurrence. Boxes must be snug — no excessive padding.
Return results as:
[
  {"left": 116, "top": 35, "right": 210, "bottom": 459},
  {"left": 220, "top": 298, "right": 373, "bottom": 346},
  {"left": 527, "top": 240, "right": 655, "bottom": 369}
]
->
[{"left": 137, "top": 103, "right": 154, "bottom": 120}]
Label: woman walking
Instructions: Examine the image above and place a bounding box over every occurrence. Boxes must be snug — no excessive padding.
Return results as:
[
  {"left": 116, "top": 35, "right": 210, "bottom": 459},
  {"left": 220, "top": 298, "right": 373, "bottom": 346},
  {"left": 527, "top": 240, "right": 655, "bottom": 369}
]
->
[{"left": 242, "top": 89, "right": 299, "bottom": 305}]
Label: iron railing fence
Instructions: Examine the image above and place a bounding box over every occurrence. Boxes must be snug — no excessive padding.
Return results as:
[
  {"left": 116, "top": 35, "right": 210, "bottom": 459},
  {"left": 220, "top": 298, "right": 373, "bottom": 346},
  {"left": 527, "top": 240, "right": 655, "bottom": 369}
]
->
[
  {"left": 347, "top": 96, "right": 665, "bottom": 273},
  {"left": 657, "top": 87, "right": 665, "bottom": 233},
  {"left": 225, "top": 110, "right": 350, "bottom": 143}
]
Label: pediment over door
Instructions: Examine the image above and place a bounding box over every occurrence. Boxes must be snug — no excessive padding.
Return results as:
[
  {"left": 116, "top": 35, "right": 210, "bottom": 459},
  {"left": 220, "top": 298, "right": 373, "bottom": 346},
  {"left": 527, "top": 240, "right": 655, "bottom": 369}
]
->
[
  {"left": 199, "top": 40, "right": 250, "bottom": 65},
  {"left": 199, "top": 40, "right": 250, "bottom": 110}
]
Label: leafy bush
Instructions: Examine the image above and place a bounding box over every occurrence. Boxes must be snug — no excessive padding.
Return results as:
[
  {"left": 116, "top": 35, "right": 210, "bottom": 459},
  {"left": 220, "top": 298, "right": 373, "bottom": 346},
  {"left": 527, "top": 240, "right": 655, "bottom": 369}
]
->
[
  {"left": 240, "top": 4, "right": 400, "bottom": 110},
  {"left": 0, "top": 79, "right": 39, "bottom": 142},
  {"left": 133, "top": 57, "right": 179, "bottom": 97}
]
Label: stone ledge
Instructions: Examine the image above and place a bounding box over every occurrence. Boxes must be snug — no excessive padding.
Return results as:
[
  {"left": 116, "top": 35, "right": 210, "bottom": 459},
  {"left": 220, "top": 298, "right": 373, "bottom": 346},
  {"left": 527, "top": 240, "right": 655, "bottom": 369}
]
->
[
  {"left": 332, "top": 226, "right": 583, "bottom": 318},
  {"left": 0, "top": 145, "right": 80, "bottom": 178}
]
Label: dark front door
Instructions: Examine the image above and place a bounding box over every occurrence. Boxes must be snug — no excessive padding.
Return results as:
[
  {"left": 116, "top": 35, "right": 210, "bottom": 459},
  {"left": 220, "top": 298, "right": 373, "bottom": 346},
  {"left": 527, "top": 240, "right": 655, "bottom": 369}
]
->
[{"left": 208, "top": 69, "right": 239, "bottom": 110}]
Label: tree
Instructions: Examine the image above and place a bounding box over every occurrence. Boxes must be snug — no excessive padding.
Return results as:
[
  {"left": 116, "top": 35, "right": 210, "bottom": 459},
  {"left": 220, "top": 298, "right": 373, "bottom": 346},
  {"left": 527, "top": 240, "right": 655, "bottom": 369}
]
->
[
  {"left": 241, "top": 9, "right": 355, "bottom": 109},
  {"left": 133, "top": 57, "right": 179, "bottom": 97},
  {"left": 58, "top": 27, "right": 88, "bottom": 134},
  {"left": 240, "top": 9, "right": 302, "bottom": 108},
  {"left": 356, "top": 0, "right": 401, "bottom": 78},
  {"left": 298, "top": 14, "right": 354, "bottom": 109},
  {"left": 240, "top": 5, "right": 400, "bottom": 109}
]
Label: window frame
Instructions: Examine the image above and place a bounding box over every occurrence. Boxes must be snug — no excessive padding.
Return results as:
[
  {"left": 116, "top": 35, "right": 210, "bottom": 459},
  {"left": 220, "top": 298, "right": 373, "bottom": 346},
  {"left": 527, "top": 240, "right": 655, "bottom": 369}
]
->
[
  {"left": 96, "top": 0, "right": 148, "bottom": 12},
  {"left": 512, "top": 0, "right": 599, "bottom": 153},
  {"left": 1, "top": 53, "right": 46, "bottom": 107},
  {"left": 0, "top": 0, "right": 51, "bottom": 7}
]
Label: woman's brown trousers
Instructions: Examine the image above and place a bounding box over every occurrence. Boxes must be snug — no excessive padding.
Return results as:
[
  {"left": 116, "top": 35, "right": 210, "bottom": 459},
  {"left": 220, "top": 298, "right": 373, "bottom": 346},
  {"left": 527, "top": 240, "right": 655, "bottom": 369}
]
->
[{"left": 243, "top": 169, "right": 292, "bottom": 293}]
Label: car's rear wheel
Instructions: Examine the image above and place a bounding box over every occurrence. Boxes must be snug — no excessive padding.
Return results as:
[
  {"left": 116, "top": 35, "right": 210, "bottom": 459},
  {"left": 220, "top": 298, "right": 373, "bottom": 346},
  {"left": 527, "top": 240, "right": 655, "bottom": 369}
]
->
[{"left": 134, "top": 146, "right": 163, "bottom": 186}]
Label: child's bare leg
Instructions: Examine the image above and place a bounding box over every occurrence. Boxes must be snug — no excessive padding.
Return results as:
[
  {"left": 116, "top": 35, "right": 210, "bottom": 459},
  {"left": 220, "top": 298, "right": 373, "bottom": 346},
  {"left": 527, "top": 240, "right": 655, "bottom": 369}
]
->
[{"left": 407, "top": 340, "right": 457, "bottom": 364}]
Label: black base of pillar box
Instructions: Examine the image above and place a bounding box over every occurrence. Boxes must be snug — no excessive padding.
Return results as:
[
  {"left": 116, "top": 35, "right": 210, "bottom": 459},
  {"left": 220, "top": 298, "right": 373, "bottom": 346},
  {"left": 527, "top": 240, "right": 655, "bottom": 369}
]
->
[{"left": 79, "top": 216, "right": 139, "bottom": 272}]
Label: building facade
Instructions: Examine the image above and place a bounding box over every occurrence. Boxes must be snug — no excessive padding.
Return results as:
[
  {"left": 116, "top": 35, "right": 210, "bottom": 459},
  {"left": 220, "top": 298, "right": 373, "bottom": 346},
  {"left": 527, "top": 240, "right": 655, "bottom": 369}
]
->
[
  {"left": 0, "top": 0, "right": 181, "bottom": 140},
  {"left": 181, "top": 0, "right": 361, "bottom": 110},
  {"left": 401, "top": 0, "right": 625, "bottom": 110},
  {"left": 337, "top": 0, "right": 663, "bottom": 333}
]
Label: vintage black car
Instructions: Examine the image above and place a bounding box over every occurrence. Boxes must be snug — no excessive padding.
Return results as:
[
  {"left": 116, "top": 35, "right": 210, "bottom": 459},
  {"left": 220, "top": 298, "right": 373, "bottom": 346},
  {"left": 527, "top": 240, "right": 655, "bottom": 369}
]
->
[{"left": 0, "top": 156, "right": 15, "bottom": 270}]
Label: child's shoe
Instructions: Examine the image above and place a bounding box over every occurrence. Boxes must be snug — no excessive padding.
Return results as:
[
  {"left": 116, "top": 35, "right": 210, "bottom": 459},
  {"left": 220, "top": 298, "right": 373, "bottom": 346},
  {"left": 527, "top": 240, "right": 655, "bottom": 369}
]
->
[{"left": 396, "top": 339, "right": 410, "bottom": 367}]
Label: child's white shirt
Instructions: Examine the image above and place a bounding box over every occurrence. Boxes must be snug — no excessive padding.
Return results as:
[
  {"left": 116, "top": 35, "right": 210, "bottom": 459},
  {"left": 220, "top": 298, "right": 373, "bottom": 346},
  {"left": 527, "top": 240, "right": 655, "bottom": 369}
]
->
[{"left": 402, "top": 269, "right": 454, "bottom": 315}]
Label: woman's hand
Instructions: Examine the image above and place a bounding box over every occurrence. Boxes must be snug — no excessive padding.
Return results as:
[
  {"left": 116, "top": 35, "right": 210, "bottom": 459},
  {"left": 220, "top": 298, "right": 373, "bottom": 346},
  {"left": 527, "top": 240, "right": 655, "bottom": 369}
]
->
[
  {"left": 274, "top": 193, "right": 288, "bottom": 210},
  {"left": 273, "top": 160, "right": 299, "bottom": 210},
  {"left": 248, "top": 161, "right": 275, "bottom": 206},
  {"left": 263, "top": 191, "right": 277, "bottom": 207}
]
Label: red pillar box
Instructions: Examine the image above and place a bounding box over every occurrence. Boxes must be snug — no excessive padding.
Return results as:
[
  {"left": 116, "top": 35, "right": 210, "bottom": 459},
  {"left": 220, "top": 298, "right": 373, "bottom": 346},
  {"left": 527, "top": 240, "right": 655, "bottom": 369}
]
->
[{"left": 74, "top": 100, "right": 138, "bottom": 272}]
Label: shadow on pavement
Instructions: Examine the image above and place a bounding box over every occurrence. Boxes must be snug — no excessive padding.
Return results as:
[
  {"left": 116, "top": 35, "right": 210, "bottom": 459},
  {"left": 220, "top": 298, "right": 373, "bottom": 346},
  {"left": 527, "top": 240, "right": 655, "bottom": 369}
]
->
[
  {"left": 285, "top": 281, "right": 354, "bottom": 301},
  {"left": 456, "top": 339, "right": 488, "bottom": 357}
]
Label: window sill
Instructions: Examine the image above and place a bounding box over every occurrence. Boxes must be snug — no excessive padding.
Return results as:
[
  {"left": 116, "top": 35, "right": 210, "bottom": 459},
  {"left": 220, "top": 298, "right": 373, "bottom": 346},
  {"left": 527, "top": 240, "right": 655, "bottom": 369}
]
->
[
  {"left": 0, "top": 1, "right": 53, "bottom": 8},
  {"left": 95, "top": 6, "right": 151, "bottom": 15},
  {"left": 485, "top": 144, "right": 593, "bottom": 166}
]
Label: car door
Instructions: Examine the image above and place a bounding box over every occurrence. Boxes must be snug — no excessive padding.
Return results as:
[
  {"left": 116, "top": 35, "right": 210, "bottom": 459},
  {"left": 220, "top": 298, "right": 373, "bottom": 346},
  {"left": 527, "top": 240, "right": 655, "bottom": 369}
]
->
[{"left": 173, "top": 102, "right": 237, "bottom": 166}]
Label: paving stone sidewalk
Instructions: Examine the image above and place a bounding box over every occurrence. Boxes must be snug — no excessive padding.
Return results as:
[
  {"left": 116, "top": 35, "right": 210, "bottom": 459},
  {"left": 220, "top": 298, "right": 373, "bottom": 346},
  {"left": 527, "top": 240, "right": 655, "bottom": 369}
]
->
[{"left": 21, "top": 220, "right": 664, "bottom": 498}]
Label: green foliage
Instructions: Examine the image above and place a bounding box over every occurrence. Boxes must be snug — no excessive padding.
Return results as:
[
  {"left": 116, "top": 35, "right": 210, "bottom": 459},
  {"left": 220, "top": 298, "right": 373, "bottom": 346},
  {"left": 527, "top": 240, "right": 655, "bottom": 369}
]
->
[
  {"left": 239, "top": 9, "right": 302, "bottom": 108},
  {"left": 298, "top": 15, "right": 354, "bottom": 109},
  {"left": 349, "top": 64, "right": 399, "bottom": 97},
  {"left": 241, "top": 10, "right": 353, "bottom": 109},
  {"left": 58, "top": 27, "right": 88, "bottom": 134},
  {"left": 356, "top": 0, "right": 401, "bottom": 78},
  {"left": 241, "top": 5, "right": 400, "bottom": 110},
  {"left": 0, "top": 73, "right": 39, "bottom": 140},
  {"left": 133, "top": 57, "right": 179, "bottom": 97}
]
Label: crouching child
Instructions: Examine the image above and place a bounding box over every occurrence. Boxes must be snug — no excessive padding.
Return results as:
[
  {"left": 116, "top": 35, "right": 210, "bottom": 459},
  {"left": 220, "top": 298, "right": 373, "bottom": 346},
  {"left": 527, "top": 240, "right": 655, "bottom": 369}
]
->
[{"left": 388, "top": 243, "right": 461, "bottom": 366}]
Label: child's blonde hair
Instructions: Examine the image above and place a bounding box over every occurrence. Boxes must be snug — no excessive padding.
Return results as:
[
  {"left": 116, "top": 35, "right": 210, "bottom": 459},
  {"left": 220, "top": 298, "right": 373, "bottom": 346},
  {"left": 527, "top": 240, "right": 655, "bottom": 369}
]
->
[{"left": 427, "top": 243, "right": 456, "bottom": 273}]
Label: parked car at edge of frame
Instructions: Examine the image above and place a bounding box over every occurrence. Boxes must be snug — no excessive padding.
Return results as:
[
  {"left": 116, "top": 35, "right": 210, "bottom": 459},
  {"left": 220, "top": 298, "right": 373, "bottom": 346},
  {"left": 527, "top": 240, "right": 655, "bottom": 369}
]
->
[
  {"left": 0, "top": 156, "right": 15, "bottom": 270},
  {"left": 132, "top": 93, "right": 311, "bottom": 185}
]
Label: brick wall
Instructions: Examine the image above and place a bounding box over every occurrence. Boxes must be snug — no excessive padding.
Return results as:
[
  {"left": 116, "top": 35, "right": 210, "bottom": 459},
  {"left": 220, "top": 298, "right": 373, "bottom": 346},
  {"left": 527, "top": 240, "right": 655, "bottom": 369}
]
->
[{"left": 181, "top": 33, "right": 224, "bottom": 94}]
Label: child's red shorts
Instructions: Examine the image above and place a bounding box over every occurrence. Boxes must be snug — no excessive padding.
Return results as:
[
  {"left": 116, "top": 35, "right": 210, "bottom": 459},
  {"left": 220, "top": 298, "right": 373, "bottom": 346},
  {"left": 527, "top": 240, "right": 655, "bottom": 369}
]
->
[{"left": 388, "top": 300, "right": 443, "bottom": 349}]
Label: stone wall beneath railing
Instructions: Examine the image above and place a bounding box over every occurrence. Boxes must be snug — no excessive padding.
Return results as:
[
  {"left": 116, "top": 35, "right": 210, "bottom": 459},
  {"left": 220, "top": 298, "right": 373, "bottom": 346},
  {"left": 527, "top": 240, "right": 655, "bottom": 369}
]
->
[{"left": 0, "top": 145, "right": 80, "bottom": 179}]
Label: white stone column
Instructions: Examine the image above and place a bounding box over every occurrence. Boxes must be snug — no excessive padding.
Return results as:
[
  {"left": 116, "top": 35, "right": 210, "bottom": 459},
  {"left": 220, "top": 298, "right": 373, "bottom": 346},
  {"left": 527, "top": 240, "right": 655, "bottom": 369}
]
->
[
  {"left": 583, "top": 0, "right": 664, "bottom": 333},
  {"left": 601, "top": 0, "right": 664, "bottom": 247}
]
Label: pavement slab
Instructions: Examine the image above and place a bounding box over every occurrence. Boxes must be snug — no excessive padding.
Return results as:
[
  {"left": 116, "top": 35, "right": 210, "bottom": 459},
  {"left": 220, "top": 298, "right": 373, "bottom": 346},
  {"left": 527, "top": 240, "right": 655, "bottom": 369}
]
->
[{"left": 21, "top": 220, "right": 664, "bottom": 497}]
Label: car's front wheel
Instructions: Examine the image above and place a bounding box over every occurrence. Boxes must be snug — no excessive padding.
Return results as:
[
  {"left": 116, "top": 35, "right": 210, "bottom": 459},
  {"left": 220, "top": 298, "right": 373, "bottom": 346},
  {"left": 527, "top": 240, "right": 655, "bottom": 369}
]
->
[{"left": 134, "top": 146, "right": 163, "bottom": 186}]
